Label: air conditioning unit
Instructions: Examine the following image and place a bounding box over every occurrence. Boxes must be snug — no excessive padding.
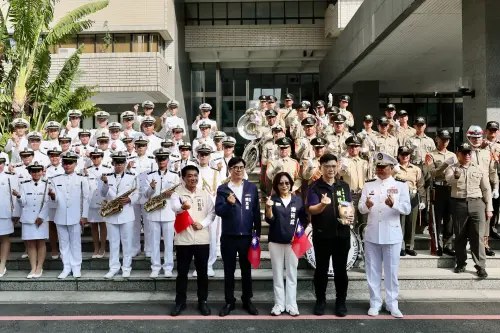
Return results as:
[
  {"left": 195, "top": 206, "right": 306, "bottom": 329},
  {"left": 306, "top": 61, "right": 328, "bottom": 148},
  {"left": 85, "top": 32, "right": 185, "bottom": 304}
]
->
[{"left": 58, "top": 48, "right": 77, "bottom": 56}]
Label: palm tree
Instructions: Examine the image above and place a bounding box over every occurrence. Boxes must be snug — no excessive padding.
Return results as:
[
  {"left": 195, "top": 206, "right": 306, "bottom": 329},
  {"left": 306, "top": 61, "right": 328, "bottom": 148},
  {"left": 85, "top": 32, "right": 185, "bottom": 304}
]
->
[{"left": 0, "top": 0, "right": 109, "bottom": 134}]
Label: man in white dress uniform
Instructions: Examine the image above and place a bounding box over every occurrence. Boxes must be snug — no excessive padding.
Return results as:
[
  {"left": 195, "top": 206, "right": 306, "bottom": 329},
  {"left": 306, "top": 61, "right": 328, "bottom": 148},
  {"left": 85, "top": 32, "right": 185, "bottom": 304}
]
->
[{"left": 358, "top": 152, "right": 411, "bottom": 318}]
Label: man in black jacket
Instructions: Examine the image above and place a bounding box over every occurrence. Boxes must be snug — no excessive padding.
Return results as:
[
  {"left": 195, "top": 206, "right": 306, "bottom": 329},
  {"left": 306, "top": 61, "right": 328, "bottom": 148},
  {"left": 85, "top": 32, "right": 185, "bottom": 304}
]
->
[
  {"left": 307, "top": 153, "right": 353, "bottom": 317},
  {"left": 215, "top": 157, "right": 261, "bottom": 316}
]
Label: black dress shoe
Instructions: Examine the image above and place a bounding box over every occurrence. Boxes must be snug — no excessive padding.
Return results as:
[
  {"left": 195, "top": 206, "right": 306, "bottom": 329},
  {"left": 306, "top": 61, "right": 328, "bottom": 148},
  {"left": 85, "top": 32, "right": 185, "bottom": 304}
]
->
[
  {"left": 485, "top": 247, "right": 496, "bottom": 257},
  {"left": 405, "top": 249, "right": 417, "bottom": 256},
  {"left": 335, "top": 301, "right": 347, "bottom": 317},
  {"left": 198, "top": 301, "right": 211, "bottom": 316},
  {"left": 443, "top": 248, "right": 456, "bottom": 256},
  {"left": 243, "top": 301, "right": 259, "bottom": 315},
  {"left": 170, "top": 303, "right": 186, "bottom": 316},
  {"left": 490, "top": 230, "right": 500, "bottom": 240},
  {"left": 477, "top": 267, "right": 488, "bottom": 279},
  {"left": 437, "top": 248, "right": 443, "bottom": 256},
  {"left": 400, "top": 249, "right": 406, "bottom": 256},
  {"left": 219, "top": 303, "right": 235, "bottom": 317},
  {"left": 314, "top": 301, "right": 326, "bottom": 316},
  {"left": 454, "top": 265, "right": 466, "bottom": 273}
]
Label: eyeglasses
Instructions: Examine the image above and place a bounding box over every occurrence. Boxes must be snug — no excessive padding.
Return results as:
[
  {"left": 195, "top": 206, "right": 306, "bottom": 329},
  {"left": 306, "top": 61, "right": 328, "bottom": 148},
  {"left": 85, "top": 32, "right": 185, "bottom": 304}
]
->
[
  {"left": 322, "top": 164, "right": 337, "bottom": 169},
  {"left": 231, "top": 166, "right": 245, "bottom": 171},
  {"left": 279, "top": 181, "right": 290, "bottom": 186}
]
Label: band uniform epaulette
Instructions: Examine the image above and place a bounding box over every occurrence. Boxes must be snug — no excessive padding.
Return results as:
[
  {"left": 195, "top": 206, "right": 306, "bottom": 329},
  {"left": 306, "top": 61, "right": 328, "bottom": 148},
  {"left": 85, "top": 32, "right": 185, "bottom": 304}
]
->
[
  {"left": 210, "top": 167, "right": 219, "bottom": 172},
  {"left": 169, "top": 170, "right": 178, "bottom": 175},
  {"left": 86, "top": 165, "right": 93, "bottom": 169},
  {"left": 20, "top": 179, "right": 30, "bottom": 184},
  {"left": 126, "top": 156, "right": 135, "bottom": 160},
  {"left": 126, "top": 171, "right": 135, "bottom": 175},
  {"left": 148, "top": 156, "right": 155, "bottom": 159},
  {"left": 106, "top": 172, "right": 114, "bottom": 176},
  {"left": 395, "top": 177, "right": 407, "bottom": 183},
  {"left": 39, "top": 151, "right": 47, "bottom": 156},
  {"left": 41, "top": 179, "right": 47, "bottom": 182},
  {"left": 14, "top": 163, "right": 23, "bottom": 168},
  {"left": 221, "top": 177, "right": 230, "bottom": 185},
  {"left": 51, "top": 174, "right": 63, "bottom": 178},
  {"left": 103, "top": 164, "right": 111, "bottom": 168},
  {"left": 5, "top": 171, "right": 14, "bottom": 175},
  {"left": 365, "top": 178, "right": 376, "bottom": 183},
  {"left": 147, "top": 170, "right": 156, "bottom": 175}
]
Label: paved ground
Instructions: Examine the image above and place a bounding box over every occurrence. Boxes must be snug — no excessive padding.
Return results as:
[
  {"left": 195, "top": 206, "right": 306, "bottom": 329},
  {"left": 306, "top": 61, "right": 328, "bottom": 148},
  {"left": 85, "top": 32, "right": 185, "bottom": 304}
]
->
[{"left": 1, "top": 301, "right": 499, "bottom": 333}]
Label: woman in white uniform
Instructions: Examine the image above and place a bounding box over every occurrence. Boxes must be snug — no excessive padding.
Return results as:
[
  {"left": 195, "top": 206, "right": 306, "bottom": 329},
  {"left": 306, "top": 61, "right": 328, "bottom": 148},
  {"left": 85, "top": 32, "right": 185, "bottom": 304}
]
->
[
  {"left": 14, "top": 161, "right": 50, "bottom": 279},
  {"left": 45, "top": 147, "right": 64, "bottom": 259},
  {"left": 0, "top": 157, "right": 20, "bottom": 278}
]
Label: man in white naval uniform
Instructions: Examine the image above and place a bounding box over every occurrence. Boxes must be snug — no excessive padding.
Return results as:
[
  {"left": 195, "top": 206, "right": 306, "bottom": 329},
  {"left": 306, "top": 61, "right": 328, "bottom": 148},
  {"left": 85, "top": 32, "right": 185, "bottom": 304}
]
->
[
  {"left": 171, "top": 141, "right": 196, "bottom": 176},
  {"left": 5, "top": 118, "right": 29, "bottom": 165},
  {"left": 128, "top": 136, "right": 157, "bottom": 257},
  {"left": 60, "top": 110, "right": 82, "bottom": 144},
  {"left": 120, "top": 111, "right": 139, "bottom": 140},
  {"left": 27, "top": 132, "right": 50, "bottom": 167},
  {"left": 108, "top": 122, "right": 127, "bottom": 152},
  {"left": 191, "top": 103, "right": 217, "bottom": 138},
  {"left": 45, "top": 147, "right": 64, "bottom": 259},
  {"left": 38, "top": 151, "right": 90, "bottom": 279},
  {"left": 145, "top": 148, "right": 180, "bottom": 277},
  {"left": 159, "top": 100, "right": 187, "bottom": 139},
  {"left": 100, "top": 151, "right": 140, "bottom": 278},
  {"left": 358, "top": 152, "right": 411, "bottom": 318},
  {"left": 209, "top": 131, "right": 226, "bottom": 173},
  {"left": 41, "top": 121, "right": 61, "bottom": 154},
  {"left": 193, "top": 121, "right": 217, "bottom": 153},
  {"left": 140, "top": 116, "right": 163, "bottom": 155},
  {"left": 73, "top": 129, "right": 93, "bottom": 170},
  {"left": 89, "top": 111, "right": 110, "bottom": 146},
  {"left": 218, "top": 136, "right": 249, "bottom": 181},
  {"left": 195, "top": 144, "right": 222, "bottom": 277},
  {"left": 95, "top": 134, "right": 113, "bottom": 166},
  {"left": 11, "top": 148, "right": 34, "bottom": 181}
]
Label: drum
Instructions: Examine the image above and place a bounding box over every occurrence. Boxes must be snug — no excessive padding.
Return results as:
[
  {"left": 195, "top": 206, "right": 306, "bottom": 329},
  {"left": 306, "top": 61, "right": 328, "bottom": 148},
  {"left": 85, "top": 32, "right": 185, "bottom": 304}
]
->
[{"left": 305, "top": 227, "right": 361, "bottom": 275}]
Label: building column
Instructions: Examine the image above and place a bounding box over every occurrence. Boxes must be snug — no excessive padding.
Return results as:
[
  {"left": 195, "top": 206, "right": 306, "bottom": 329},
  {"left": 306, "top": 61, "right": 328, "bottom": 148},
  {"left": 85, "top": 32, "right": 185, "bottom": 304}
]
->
[
  {"left": 462, "top": 0, "right": 500, "bottom": 133},
  {"left": 352, "top": 80, "right": 380, "bottom": 131}
]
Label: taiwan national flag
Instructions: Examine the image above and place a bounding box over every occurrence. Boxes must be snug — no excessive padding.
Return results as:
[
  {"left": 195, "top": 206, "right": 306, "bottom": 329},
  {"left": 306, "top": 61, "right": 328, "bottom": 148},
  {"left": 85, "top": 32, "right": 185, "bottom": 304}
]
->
[
  {"left": 291, "top": 221, "right": 312, "bottom": 259},
  {"left": 248, "top": 232, "right": 261, "bottom": 269}
]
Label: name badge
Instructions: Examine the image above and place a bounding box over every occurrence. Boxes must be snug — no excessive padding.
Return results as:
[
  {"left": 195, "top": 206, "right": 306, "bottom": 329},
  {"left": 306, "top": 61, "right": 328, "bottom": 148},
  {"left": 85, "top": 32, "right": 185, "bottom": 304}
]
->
[{"left": 275, "top": 202, "right": 281, "bottom": 206}]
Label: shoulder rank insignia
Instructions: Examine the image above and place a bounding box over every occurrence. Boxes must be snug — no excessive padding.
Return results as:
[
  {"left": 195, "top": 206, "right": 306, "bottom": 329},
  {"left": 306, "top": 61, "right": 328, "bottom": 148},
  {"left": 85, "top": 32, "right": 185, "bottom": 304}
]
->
[
  {"left": 395, "top": 177, "right": 407, "bottom": 183},
  {"left": 365, "top": 178, "right": 376, "bottom": 183}
]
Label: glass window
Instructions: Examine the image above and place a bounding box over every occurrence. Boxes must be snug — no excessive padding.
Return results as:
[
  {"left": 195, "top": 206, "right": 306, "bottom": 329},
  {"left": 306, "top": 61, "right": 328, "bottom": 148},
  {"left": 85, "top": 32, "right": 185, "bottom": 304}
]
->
[
  {"left": 132, "top": 34, "right": 148, "bottom": 52},
  {"left": 271, "top": 19, "right": 284, "bottom": 24},
  {"left": 285, "top": 2, "right": 299, "bottom": 17},
  {"left": 200, "top": 20, "right": 213, "bottom": 25},
  {"left": 275, "top": 75, "right": 286, "bottom": 86},
  {"left": 113, "top": 34, "right": 131, "bottom": 53},
  {"left": 242, "top": 2, "right": 255, "bottom": 18},
  {"left": 314, "top": 1, "right": 326, "bottom": 16},
  {"left": 314, "top": 18, "right": 324, "bottom": 24},
  {"left": 60, "top": 35, "right": 77, "bottom": 49},
  {"left": 78, "top": 35, "right": 95, "bottom": 53},
  {"left": 213, "top": 3, "right": 227, "bottom": 19},
  {"left": 285, "top": 18, "right": 298, "bottom": 24},
  {"left": 187, "top": 20, "right": 198, "bottom": 26},
  {"left": 256, "top": 2, "right": 270, "bottom": 18},
  {"left": 271, "top": 2, "right": 284, "bottom": 17},
  {"left": 300, "top": 18, "right": 313, "bottom": 24},
  {"left": 199, "top": 3, "right": 213, "bottom": 19},
  {"left": 300, "top": 2, "right": 314, "bottom": 17},
  {"left": 186, "top": 3, "right": 198, "bottom": 19},
  {"left": 257, "top": 19, "right": 269, "bottom": 24},
  {"left": 228, "top": 19, "right": 241, "bottom": 25},
  {"left": 205, "top": 63, "right": 217, "bottom": 92},
  {"left": 149, "top": 34, "right": 159, "bottom": 52},
  {"left": 228, "top": 2, "right": 241, "bottom": 18},
  {"left": 214, "top": 20, "right": 226, "bottom": 25},
  {"left": 96, "top": 34, "right": 112, "bottom": 53}
]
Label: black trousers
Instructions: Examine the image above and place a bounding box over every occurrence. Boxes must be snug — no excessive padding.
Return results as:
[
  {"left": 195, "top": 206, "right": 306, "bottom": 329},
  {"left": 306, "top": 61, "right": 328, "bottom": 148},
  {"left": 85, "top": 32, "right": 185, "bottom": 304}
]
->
[
  {"left": 313, "top": 236, "right": 350, "bottom": 303},
  {"left": 433, "top": 185, "right": 453, "bottom": 250},
  {"left": 221, "top": 235, "right": 253, "bottom": 304},
  {"left": 175, "top": 244, "right": 209, "bottom": 305},
  {"left": 491, "top": 192, "right": 499, "bottom": 230}
]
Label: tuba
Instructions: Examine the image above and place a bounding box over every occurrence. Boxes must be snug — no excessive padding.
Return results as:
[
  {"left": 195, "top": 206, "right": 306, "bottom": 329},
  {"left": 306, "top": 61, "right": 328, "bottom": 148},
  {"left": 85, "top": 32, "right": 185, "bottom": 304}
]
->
[
  {"left": 144, "top": 183, "right": 181, "bottom": 213},
  {"left": 99, "top": 187, "right": 137, "bottom": 217},
  {"left": 237, "top": 108, "right": 263, "bottom": 140}
]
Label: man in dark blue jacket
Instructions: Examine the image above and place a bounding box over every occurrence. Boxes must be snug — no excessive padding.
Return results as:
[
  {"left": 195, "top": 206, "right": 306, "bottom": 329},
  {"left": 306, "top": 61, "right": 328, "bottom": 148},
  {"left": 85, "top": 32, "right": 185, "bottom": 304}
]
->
[{"left": 215, "top": 156, "right": 261, "bottom": 316}]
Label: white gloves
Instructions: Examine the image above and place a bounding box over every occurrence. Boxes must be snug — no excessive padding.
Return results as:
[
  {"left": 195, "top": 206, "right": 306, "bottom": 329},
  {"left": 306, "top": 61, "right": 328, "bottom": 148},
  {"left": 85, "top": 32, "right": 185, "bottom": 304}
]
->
[
  {"left": 307, "top": 159, "right": 315, "bottom": 169},
  {"left": 493, "top": 189, "right": 499, "bottom": 199},
  {"left": 340, "top": 157, "right": 349, "bottom": 171},
  {"left": 393, "top": 164, "right": 400, "bottom": 173},
  {"left": 361, "top": 147, "right": 369, "bottom": 153},
  {"left": 419, "top": 202, "right": 425, "bottom": 210},
  {"left": 410, "top": 143, "right": 419, "bottom": 151},
  {"left": 276, "top": 159, "right": 284, "bottom": 169},
  {"left": 444, "top": 156, "right": 457, "bottom": 165}
]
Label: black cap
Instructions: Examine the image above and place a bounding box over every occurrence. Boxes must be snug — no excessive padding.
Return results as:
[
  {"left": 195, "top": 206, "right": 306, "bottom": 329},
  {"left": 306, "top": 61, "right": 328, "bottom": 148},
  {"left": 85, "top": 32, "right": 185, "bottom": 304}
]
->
[
  {"left": 0, "top": 157, "right": 6, "bottom": 164},
  {"left": 266, "top": 95, "right": 277, "bottom": 103},
  {"left": 315, "top": 100, "right": 325, "bottom": 107},
  {"left": 19, "top": 148, "right": 34, "bottom": 157},
  {"left": 284, "top": 93, "right": 294, "bottom": 101},
  {"left": 27, "top": 161, "right": 44, "bottom": 172},
  {"left": 265, "top": 109, "right": 278, "bottom": 117},
  {"left": 378, "top": 117, "right": 390, "bottom": 125},
  {"left": 111, "top": 151, "right": 128, "bottom": 163},
  {"left": 311, "top": 137, "right": 328, "bottom": 147},
  {"left": 339, "top": 95, "right": 350, "bottom": 102},
  {"left": 386, "top": 104, "right": 396, "bottom": 110},
  {"left": 301, "top": 117, "right": 317, "bottom": 127},
  {"left": 398, "top": 146, "right": 413, "bottom": 155},
  {"left": 415, "top": 117, "right": 426, "bottom": 125},
  {"left": 363, "top": 114, "right": 374, "bottom": 122},
  {"left": 298, "top": 101, "right": 311, "bottom": 110},
  {"left": 154, "top": 148, "right": 171, "bottom": 159},
  {"left": 276, "top": 137, "right": 291, "bottom": 148},
  {"left": 436, "top": 128, "right": 451, "bottom": 139},
  {"left": 398, "top": 110, "right": 408, "bottom": 117},
  {"left": 332, "top": 114, "right": 347, "bottom": 123},
  {"left": 486, "top": 121, "right": 499, "bottom": 130},
  {"left": 327, "top": 106, "right": 340, "bottom": 115},
  {"left": 457, "top": 142, "right": 472, "bottom": 153},
  {"left": 345, "top": 136, "right": 362, "bottom": 146},
  {"left": 259, "top": 95, "right": 267, "bottom": 102}
]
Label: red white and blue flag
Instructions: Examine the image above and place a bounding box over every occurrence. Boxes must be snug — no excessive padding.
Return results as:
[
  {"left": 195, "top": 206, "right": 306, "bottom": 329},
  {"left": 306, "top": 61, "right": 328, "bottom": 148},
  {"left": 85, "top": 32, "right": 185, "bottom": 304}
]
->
[
  {"left": 248, "top": 232, "right": 261, "bottom": 269},
  {"left": 174, "top": 198, "right": 194, "bottom": 233},
  {"left": 291, "top": 220, "right": 312, "bottom": 258}
]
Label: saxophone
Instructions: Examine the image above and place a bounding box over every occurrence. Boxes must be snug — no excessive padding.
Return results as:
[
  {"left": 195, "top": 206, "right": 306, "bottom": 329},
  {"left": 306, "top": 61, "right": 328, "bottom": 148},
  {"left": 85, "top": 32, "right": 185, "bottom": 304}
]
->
[
  {"left": 144, "top": 183, "right": 181, "bottom": 213},
  {"left": 99, "top": 187, "right": 137, "bottom": 217}
]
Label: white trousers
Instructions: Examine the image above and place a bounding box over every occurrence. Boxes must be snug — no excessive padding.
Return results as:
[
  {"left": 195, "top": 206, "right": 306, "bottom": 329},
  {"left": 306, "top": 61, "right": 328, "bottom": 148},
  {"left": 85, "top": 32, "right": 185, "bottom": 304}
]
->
[
  {"left": 207, "top": 216, "right": 220, "bottom": 269},
  {"left": 150, "top": 220, "right": 174, "bottom": 272},
  {"left": 107, "top": 222, "right": 133, "bottom": 272},
  {"left": 56, "top": 224, "right": 82, "bottom": 273},
  {"left": 133, "top": 204, "right": 151, "bottom": 256},
  {"left": 364, "top": 241, "right": 401, "bottom": 311},
  {"left": 268, "top": 242, "right": 299, "bottom": 312}
]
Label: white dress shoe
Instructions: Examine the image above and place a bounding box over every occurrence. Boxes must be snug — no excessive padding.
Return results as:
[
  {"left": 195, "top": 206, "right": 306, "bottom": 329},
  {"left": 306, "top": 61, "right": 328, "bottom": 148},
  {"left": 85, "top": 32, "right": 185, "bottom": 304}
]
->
[
  {"left": 390, "top": 309, "right": 404, "bottom": 318},
  {"left": 104, "top": 270, "right": 118, "bottom": 279},
  {"left": 164, "top": 270, "right": 173, "bottom": 278},
  {"left": 95, "top": 252, "right": 105, "bottom": 259},
  {"left": 150, "top": 271, "right": 159, "bottom": 278},
  {"left": 207, "top": 268, "right": 215, "bottom": 277},
  {"left": 192, "top": 270, "right": 197, "bottom": 277},
  {"left": 287, "top": 307, "right": 300, "bottom": 317},
  {"left": 21, "top": 253, "right": 29, "bottom": 259},
  {"left": 0, "top": 267, "right": 6, "bottom": 277},
  {"left": 270, "top": 305, "right": 283, "bottom": 316},
  {"left": 73, "top": 271, "right": 82, "bottom": 278},
  {"left": 27, "top": 272, "right": 35, "bottom": 279},
  {"left": 368, "top": 306, "right": 382, "bottom": 316},
  {"left": 58, "top": 270, "right": 71, "bottom": 279},
  {"left": 122, "top": 271, "right": 131, "bottom": 278},
  {"left": 51, "top": 254, "right": 60, "bottom": 260},
  {"left": 33, "top": 270, "right": 43, "bottom": 278},
  {"left": 91, "top": 254, "right": 98, "bottom": 259}
]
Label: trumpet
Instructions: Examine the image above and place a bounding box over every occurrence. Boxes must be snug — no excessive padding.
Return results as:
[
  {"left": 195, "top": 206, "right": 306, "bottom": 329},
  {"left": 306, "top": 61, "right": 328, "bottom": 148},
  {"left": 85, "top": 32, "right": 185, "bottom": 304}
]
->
[{"left": 144, "top": 183, "right": 181, "bottom": 213}]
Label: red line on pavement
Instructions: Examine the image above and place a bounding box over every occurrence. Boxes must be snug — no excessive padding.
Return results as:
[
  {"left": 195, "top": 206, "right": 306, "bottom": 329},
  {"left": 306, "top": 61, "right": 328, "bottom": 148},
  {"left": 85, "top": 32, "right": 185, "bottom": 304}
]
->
[{"left": 1, "top": 315, "right": 500, "bottom": 321}]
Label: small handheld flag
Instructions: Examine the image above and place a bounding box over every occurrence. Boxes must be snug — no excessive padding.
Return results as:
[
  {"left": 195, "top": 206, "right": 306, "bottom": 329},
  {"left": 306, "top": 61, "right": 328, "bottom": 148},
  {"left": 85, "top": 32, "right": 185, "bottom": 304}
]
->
[
  {"left": 174, "top": 198, "right": 194, "bottom": 233},
  {"left": 248, "top": 232, "right": 261, "bottom": 269},
  {"left": 291, "top": 220, "right": 312, "bottom": 258}
]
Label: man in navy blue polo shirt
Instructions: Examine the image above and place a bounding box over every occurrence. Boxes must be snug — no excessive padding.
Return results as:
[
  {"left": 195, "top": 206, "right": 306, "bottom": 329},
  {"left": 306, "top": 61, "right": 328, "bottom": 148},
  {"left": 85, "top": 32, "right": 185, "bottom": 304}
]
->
[{"left": 308, "top": 153, "right": 353, "bottom": 317}]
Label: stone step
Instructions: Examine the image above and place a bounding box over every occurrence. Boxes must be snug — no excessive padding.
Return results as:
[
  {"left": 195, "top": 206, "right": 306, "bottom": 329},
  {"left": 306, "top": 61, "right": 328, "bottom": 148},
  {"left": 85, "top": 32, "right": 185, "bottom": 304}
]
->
[{"left": 1, "top": 267, "right": 499, "bottom": 292}]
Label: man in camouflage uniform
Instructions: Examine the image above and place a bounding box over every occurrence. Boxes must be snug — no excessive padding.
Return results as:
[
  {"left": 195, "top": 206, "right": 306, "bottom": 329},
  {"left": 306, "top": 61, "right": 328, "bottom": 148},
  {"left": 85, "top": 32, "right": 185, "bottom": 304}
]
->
[
  {"left": 484, "top": 121, "right": 500, "bottom": 239},
  {"left": 325, "top": 114, "right": 352, "bottom": 158},
  {"left": 424, "top": 129, "right": 457, "bottom": 256}
]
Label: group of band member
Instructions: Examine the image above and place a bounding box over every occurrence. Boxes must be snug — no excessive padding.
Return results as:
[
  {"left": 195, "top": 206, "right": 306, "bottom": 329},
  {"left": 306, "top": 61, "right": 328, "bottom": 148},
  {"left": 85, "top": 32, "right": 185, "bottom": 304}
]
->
[{"left": 0, "top": 94, "right": 496, "bottom": 319}]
